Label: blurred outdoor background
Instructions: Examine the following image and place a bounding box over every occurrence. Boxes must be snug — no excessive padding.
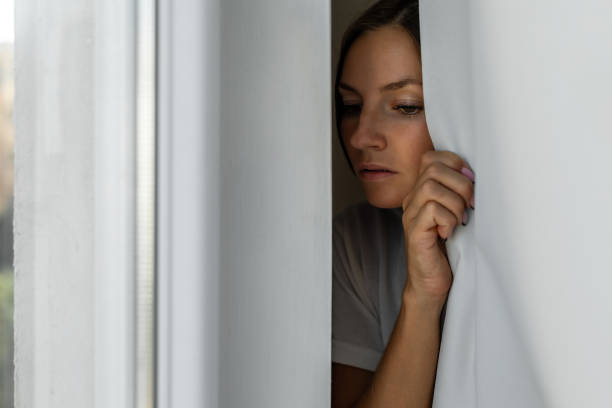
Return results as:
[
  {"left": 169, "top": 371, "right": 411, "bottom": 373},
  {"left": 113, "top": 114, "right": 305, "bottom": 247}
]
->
[{"left": 0, "top": 0, "right": 15, "bottom": 406}]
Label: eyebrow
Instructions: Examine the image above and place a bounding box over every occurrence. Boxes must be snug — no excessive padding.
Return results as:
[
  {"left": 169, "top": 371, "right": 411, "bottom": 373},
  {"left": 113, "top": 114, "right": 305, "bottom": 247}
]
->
[{"left": 338, "top": 76, "right": 422, "bottom": 94}]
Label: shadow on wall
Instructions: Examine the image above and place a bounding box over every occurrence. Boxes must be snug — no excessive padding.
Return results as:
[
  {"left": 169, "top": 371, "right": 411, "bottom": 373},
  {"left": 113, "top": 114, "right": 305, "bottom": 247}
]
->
[{"left": 332, "top": 0, "right": 376, "bottom": 216}]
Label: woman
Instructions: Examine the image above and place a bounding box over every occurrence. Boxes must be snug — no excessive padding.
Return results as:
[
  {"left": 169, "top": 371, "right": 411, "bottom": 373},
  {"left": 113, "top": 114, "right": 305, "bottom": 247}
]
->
[{"left": 331, "top": 0, "right": 475, "bottom": 406}]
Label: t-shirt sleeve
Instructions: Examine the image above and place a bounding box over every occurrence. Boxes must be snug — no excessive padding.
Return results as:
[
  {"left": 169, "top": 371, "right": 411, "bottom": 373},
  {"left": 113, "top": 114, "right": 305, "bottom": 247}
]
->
[{"left": 332, "top": 212, "right": 384, "bottom": 372}]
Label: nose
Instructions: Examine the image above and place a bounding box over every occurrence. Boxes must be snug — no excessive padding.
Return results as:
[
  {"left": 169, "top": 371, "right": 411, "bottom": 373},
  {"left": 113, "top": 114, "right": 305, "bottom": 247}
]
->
[{"left": 348, "top": 108, "right": 387, "bottom": 151}]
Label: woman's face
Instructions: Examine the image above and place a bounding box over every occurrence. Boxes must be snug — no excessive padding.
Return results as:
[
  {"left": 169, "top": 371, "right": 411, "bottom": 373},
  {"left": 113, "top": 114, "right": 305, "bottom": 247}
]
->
[{"left": 339, "top": 25, "right": 433, "bottom": 209}]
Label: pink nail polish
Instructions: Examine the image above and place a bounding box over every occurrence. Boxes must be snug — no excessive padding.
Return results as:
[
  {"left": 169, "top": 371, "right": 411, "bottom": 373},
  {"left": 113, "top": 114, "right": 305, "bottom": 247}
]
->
[
  {"left": 462, "top": 210, "right": 468, "bottom": 225},
  {"left": 461, "top": 167, "right": 475, "bottom": 182}
]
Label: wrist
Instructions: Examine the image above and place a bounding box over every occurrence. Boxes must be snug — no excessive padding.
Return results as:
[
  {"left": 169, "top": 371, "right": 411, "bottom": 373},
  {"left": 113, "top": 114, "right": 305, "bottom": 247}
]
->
[{"left": 402, "top": 286, "right": 447, "bottom": 316}]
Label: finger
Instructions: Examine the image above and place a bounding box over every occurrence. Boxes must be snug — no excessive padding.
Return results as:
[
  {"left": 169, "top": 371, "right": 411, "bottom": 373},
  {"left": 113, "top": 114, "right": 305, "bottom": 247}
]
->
[
  {"left": 412, "top": 200, "right": 458, "bottom": 242},
  {"left": 419, "top": 150, "right": 474, "bottom": 178},
  {"left": 406, "top": 178, "right": 466, "bottom": 227},
  {"left": 418, "top": 160, "right": 475, "bottom": 209}
]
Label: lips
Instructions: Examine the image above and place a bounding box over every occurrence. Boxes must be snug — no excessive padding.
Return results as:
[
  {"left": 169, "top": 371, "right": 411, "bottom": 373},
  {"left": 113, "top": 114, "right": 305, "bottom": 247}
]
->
[
  {"left": 358, "top": 163, "right": 397, "bottom": 173},
  {"left": 357, "top": 162, "right": 397, "bottom": 181},
  {"left": 361, "top": 168, "right": 395, "bottom": 173}
]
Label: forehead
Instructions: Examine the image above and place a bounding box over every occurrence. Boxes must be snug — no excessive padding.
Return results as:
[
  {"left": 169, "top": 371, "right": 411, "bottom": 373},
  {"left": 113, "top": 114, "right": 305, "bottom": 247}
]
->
[{"left": 340, "top": 25, "right": 422, "bottom": 91}]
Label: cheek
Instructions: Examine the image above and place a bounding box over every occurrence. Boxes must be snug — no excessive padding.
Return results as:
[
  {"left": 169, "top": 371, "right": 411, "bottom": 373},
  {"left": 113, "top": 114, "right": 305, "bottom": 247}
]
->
[
  {"left": 394, "top": 120, "right": 434, "bottom": 169},
  {"left": 340, "top": 118, "right": 355, "bottom": 138},
  {"left": 340, "top": 120, "right": 357, "bottom": 151}
]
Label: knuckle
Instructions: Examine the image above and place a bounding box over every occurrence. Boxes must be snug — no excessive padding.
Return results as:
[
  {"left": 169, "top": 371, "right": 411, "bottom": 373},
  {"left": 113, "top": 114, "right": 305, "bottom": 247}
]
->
[
  {"left": 422, "top": 150, "right": 435, "bottom": 161},
  {"left": 421, "top": 179, "right": 439, "bottom": 197},
  {"left": 423, "top": 200, "right": 439, "bottom": 215},
  {"left": 453, "top": 156, "right": 465, "bottom": 169},
  {"left": 423, "top": 162, "right": 441, "bottom": 179},
  {"left": 420, "top": 150, "right": 435, "bottom": 168},
  {"left": 446, "top": 151, "right": 464, "bottom": 168}
]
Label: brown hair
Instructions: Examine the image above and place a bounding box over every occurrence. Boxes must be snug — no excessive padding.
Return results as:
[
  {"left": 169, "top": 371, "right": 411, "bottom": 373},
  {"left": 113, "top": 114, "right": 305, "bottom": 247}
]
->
[{"left": 334, "top": 0, "right": 420, "bottom": 175}]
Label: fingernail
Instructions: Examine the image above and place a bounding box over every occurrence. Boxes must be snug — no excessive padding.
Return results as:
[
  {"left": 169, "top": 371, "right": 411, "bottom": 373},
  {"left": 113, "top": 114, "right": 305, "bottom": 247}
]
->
[
  {"left": 462, "top": 210, "right": 468, "bottom": 225},
  {"left": 461, "top": 167, "right": 475, "bottom": 183},
  {"left": 470, "top": 195, "right": 475, "bottom": 209}
]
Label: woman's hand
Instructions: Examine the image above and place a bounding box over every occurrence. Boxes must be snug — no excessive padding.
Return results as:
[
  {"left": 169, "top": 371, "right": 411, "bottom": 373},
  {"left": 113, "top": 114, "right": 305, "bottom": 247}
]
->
[{"left": 401, "top": 150, "right": 475, "bottom": 306}]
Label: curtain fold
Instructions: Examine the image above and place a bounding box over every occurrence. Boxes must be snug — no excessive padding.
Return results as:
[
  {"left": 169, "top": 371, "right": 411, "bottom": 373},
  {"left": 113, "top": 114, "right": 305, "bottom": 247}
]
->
[{"left": 420, "top": 2, "right": 612, "bottom": 407}]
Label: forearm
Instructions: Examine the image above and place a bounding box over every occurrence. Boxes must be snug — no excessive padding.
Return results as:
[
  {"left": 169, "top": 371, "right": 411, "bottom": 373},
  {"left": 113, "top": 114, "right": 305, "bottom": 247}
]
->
[{"left": 353, "top": 289, "right": 445, "bottom": 408}]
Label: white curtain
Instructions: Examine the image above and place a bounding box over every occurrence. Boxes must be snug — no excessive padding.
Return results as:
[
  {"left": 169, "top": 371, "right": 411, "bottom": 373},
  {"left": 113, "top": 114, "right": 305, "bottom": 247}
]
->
[{"left": 420, "top": 2, "right": 612, "bottom": 407}]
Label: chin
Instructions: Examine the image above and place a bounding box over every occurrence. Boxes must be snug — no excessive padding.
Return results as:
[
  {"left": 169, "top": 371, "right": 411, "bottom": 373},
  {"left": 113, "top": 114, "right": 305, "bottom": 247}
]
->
[{"left": 364, "top": 189, "right": 403, "bottom": 209}]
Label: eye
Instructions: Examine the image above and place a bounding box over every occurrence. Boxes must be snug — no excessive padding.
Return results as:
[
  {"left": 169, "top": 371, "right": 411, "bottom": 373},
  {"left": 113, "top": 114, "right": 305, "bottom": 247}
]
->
[
  {"left": 393, "top": 104, "right": 423, "bottom": 116},
  {"left": 341, "top": 103, "right": 361, "bottom": 116}
]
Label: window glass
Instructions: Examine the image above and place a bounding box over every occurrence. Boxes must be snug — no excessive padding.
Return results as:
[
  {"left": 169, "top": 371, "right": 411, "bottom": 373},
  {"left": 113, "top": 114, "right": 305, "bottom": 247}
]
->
[{"left": 0, "top": 1, "right": 14, "bottom": 406}]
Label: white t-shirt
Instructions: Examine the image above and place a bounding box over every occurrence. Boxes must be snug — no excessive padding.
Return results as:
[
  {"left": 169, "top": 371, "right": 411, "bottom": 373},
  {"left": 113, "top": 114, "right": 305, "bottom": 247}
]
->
[{"left": 332, "top": 200, "right": 407, "bottom": 372}]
